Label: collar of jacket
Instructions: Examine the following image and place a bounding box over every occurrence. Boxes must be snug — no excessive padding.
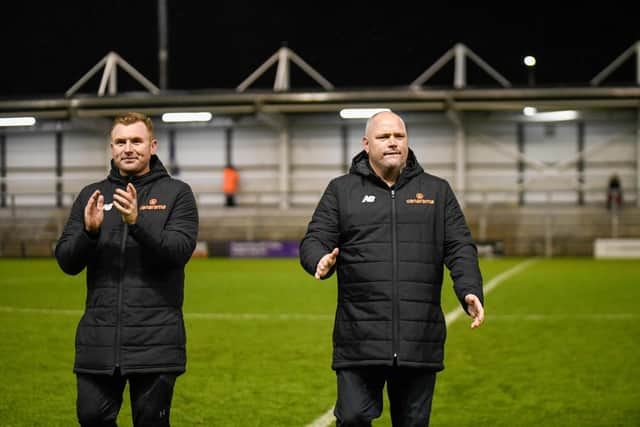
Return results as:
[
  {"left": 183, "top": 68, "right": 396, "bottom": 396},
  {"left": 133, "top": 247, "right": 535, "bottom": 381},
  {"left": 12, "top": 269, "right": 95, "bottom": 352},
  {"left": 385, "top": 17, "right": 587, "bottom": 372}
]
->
[
  {"left": 349, "top": 149, "right": 424, "bottom": 188},
  {"left": 107, "top": 154, "right": 170, "bottom": 186}
]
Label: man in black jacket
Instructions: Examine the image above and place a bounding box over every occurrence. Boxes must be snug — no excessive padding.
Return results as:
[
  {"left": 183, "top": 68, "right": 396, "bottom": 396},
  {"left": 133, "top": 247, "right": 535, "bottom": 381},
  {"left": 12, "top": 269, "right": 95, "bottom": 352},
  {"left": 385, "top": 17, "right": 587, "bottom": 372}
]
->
[
  {"left": 300, "top": 111, "right": 484, "bottom": 427},
  {"left": 56, "top": 112, "right": 198, "bottom": 427}
]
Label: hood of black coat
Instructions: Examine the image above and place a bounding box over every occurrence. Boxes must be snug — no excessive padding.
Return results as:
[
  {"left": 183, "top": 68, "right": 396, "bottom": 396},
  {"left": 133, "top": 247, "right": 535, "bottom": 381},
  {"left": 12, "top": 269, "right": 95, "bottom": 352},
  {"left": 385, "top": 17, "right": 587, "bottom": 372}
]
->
[
  {"left": 349, "top": 149, "right": 423, "bottom": 184},
  {"left": 108, "top": 155, "right": 169, "bottom": 187}
]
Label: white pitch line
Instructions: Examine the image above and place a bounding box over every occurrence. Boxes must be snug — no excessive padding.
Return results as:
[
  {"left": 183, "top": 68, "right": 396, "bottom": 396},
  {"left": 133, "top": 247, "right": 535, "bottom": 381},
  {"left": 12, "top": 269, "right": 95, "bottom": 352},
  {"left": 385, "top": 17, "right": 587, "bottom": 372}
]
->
[
  {"left": 489, "top": 313, "right": 637, "bottom": 320},
  {"left": 0, "top": 306, "right": 83, "bottom": 316},
  {"left": 0, "top": 306, "right": 332, "bottom": 321},
  {"left": 304, "top": 258, "right": 539, "bottom": 427},
  {"left": 186, "top": 312, "right": 332, "bottom": 321},
  {"left": 6, "top": 306, "right": 632, "bottom": 323},
  {"left": 305, "top": 407, "right": 337, "bottom": 427},
  {"left": 445, "top": 258, "right": 539, "bottom": 324}
]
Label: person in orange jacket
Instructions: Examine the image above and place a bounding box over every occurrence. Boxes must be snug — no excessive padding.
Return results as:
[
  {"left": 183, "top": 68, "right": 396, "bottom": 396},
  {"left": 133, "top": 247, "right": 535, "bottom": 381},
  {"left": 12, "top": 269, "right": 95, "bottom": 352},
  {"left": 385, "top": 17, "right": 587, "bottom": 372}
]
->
[{"left": 223, "top": 165, "right": 239, "bottom": 207}]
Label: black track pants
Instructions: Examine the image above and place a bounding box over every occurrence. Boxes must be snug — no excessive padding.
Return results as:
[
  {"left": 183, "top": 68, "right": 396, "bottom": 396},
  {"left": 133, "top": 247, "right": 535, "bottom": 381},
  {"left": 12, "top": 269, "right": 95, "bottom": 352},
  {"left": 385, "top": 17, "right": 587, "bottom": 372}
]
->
[
  {"left": 76, "top": 372, "right": 177, "bottom": 427},
  {"left": 334, "top": 366, "right": 436, "bottom": 427}
]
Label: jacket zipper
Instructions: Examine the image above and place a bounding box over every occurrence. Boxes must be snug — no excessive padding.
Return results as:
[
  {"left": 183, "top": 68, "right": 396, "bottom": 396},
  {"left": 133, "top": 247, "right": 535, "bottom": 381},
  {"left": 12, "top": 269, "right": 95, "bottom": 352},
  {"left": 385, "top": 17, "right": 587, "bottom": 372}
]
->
[
  {"left": 115, "top": 177, "right": 133, "bottom": 372},
  {"left": 115, "top": 222, "right": 128, "bottom": 370},
  {"left": 390, "top": 188, "right": 399, "bottom": 362}
]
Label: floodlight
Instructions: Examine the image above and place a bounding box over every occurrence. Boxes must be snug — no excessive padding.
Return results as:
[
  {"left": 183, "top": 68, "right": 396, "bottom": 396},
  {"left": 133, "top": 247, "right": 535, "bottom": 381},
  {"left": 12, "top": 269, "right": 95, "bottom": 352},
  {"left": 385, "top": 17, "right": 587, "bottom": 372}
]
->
[
  {"left": 339, "top": 108, "right": 391, "bottom": 119},
  {"left": 529, "top": 110, "right": 578, "bottom": 122},
  {"left": 0, "top": 117, "right": 36, "bottom": 127},
  {"left": 162, "top": 112, "right": 212, "bottom": 123}
]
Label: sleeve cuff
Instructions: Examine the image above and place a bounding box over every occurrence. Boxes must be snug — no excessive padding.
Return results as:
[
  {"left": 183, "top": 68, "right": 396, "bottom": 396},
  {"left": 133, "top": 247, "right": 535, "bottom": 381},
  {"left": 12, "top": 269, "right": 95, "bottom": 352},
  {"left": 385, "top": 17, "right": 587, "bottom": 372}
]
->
[{"left": 83, "top": 228, "right": 100, "bottom": 240}]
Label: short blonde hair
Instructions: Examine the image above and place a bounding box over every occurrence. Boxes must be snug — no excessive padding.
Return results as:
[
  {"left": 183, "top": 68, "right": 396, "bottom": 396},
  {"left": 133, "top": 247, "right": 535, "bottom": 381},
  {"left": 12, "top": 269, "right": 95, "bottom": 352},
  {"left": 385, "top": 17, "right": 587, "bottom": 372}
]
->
[{"left": 112, "top": 112, "right": 154, "bottom": 138}]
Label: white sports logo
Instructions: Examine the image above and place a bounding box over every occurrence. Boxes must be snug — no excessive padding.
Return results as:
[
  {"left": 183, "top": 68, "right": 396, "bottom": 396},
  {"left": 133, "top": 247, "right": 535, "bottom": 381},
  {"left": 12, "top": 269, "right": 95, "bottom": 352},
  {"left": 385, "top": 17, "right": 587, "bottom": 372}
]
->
[
  {"left": 103, "top": 203, "right": 113, "bottom": 211},
  {"left": 361, "top": 195, "right": 376, "bottom": 203}
]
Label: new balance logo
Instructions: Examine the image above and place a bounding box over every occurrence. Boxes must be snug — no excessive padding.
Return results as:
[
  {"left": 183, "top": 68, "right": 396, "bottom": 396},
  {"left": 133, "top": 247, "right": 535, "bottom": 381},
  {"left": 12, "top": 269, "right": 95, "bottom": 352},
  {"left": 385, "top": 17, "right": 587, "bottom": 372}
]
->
[{"left": 362, "top": 195, "right": 376, "bottom": 203}]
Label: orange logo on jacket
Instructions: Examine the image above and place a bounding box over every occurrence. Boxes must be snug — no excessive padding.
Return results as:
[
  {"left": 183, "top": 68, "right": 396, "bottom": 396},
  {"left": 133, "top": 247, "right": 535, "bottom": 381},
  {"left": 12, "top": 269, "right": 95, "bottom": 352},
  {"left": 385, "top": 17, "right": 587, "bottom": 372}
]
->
[
  {"left": 140, "top": 198, "right": 167, "bottom": 210},
  {"left": 406, "top": 193, "right": 434, "bottom": 205}
]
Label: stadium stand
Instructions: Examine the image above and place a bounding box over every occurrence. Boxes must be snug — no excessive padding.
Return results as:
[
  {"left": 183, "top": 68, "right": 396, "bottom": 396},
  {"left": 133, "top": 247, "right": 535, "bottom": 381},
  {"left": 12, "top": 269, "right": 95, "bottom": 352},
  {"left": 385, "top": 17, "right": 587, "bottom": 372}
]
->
[{"left": 1, "top": 43, "right": 639, "bottom": 257}]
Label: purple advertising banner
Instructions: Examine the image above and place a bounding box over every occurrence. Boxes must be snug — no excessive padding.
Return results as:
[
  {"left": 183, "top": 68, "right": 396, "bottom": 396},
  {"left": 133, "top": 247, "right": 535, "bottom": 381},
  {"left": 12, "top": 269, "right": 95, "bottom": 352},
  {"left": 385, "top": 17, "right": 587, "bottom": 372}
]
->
[{"left": 229, "top": 240, "right": 300, "bottom": 258}]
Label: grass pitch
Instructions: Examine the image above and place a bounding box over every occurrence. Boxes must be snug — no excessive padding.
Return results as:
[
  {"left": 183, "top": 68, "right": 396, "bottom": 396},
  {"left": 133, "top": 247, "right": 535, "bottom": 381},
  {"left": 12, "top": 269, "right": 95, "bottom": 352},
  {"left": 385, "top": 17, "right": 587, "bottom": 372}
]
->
[{"left": 0, "top": 257, "right": 638, "bottom": 426}]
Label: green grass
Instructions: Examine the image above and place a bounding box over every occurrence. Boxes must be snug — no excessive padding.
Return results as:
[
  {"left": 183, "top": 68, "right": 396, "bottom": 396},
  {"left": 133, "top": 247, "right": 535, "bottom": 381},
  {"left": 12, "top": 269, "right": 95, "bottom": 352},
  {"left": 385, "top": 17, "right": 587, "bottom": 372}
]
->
[{"left": 0, "top": 257, "right": 638, "bottom": 426}]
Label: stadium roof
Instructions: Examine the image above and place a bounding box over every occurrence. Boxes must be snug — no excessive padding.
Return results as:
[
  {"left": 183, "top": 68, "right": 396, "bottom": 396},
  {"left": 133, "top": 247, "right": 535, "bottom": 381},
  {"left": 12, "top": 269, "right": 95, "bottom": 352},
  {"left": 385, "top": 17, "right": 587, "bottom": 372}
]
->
[
  {"left": 2, "top": 86, "right": 639, "bottom": 123},
  {"left": 3, "top": 3, "right": 640, "bottom": 95},
  {"left": 1, "top": 3, "right": 639, "bottom": 120}
]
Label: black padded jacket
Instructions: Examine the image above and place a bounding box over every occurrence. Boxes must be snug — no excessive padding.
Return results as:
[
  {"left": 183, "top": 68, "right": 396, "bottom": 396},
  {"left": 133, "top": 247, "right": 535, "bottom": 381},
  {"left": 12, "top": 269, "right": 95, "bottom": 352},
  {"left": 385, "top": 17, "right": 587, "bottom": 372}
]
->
[
  {"left": 55, "top": 156, "right": 198, "bottom": 375},
  {"left": 300, "top": 149, "right": 483, "bottom": 371}
]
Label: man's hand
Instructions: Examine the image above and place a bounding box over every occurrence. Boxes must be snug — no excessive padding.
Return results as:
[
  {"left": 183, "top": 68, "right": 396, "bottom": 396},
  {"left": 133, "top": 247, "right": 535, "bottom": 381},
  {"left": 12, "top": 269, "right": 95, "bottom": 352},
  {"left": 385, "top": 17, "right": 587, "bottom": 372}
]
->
[
  {"left": 113, "top": 183, "right": 138, "bottom": 225},
  {"left": 84, "top": 190, "right": 104, "bottom": 232},
  {"left": 315, "top": 248, "right": 339, "bottom": 280},
  {"left": 465, "top": 294, "right": 484, "bottom": 329}
]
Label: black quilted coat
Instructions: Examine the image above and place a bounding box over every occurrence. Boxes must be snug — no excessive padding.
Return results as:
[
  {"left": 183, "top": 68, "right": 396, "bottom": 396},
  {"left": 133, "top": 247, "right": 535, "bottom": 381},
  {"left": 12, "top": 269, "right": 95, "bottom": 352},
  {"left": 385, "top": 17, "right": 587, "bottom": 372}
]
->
[
  {"left": 56, "top": 156, "right": 198, "bottom": 375},
  {"left": 300, "top": 150, "right": 483, "bottom": 371}
]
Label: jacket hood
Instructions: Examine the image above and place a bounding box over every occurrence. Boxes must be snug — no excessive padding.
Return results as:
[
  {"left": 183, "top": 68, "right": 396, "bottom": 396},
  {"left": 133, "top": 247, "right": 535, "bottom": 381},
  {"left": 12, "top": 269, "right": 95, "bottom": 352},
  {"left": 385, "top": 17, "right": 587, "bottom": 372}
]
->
[
  {"left": 349, "top": 149, "right": 424, "bottom": 184},
  {"left": 108, "top": 155, "right": 169, "bottom": 186}
]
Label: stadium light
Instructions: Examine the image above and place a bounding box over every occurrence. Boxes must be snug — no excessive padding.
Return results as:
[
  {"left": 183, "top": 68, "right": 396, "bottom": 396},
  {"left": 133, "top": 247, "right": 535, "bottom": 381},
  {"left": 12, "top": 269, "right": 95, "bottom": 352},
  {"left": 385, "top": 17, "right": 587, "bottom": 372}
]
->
[
  {"left": 525, "top": 110, "right": 579, "bottom": 122},
  {"left": 161, "top": 112, "right": 212, "bottom": 123},
  {"left": 523, "top": 106, "right": 537, "bottom": 116},
  {"left": 523, "top": 55, "right": 537, "bottom": 86},
  {"left": 0, "top": 117, "right": 36, "bottom": 127},
  {"left": 339, "top": 108, "right": 391, "bottom": 119}
]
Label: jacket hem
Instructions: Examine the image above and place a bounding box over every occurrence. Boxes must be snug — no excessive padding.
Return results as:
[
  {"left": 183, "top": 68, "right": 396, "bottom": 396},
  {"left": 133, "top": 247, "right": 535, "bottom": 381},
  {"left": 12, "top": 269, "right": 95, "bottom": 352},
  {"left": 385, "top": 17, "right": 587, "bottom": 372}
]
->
[
  {"left": 332, "top": 359, "right": 444, "bottom": 371},
  {"left": 74, "top": 365, "right": 186, "bottom": 376}
]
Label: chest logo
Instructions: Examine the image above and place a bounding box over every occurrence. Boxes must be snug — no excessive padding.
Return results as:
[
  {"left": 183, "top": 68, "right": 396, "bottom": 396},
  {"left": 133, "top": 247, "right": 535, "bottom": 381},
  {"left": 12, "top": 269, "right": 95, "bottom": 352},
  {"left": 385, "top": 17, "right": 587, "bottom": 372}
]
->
[
  {"left": 406, "top": 193, "right": 435, "bottom": 205},
  {"left": 140, "top": 198, "right": 167, "bottom": 210},
  {"left": 362, "top": 195, "right": 376, "bottom": 203},
  {"left": 103, "top": 203, "right": 113, "bottom": 211}
]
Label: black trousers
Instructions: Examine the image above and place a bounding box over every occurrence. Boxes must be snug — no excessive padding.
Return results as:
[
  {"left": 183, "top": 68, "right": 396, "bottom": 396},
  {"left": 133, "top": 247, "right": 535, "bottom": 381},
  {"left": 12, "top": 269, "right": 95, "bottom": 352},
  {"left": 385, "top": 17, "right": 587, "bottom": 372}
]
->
[
  {"left": 76, "top": 371, "right": 177, "bottom": 427},
  {"left": 225, "top": 194, "right": 236, "bottom": 207},
  {"left": 334, "top": 365, "right": 437, "bottom": 427}
]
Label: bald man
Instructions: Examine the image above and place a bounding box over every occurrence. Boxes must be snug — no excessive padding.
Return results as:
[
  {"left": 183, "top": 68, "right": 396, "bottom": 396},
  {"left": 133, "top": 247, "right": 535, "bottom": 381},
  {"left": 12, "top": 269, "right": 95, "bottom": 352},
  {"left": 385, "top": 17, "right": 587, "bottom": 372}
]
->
[{"left": 300, "top": 111, "right": 484, "bottom": 427}]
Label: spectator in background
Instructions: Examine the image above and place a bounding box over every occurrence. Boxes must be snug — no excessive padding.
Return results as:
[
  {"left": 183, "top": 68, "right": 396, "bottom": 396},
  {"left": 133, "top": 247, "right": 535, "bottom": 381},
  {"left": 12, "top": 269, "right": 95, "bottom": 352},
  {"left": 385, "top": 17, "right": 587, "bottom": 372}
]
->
[
  {"left": 607, "top": 173, "right": 623, "bottom": 211},
  {"left": 223, "top": 164, "right": 239, "bottom": 207},
  {"left": 299, "top": 111, "right": 484, "bottom": 426},
  {"left": 55, "top": 112, "right": 199, "bottom": 426}
]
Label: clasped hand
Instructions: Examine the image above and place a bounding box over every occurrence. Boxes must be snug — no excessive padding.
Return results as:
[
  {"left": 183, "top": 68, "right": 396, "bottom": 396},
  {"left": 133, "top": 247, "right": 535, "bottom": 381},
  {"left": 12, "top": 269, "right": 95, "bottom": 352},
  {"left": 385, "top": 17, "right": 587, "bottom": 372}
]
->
[{"left": 84, "top": 183, "right": 138, "bottom": 232}]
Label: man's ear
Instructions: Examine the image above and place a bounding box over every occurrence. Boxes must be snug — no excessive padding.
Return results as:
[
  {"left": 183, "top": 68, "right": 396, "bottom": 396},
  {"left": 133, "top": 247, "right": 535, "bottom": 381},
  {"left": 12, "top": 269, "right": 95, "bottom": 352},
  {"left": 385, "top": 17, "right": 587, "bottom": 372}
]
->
[
  {"left": 362, "top": 137, "right": 369, "bottom": 153},
  {"left": 150, "top": 139, "right": 158, "bottom": 155}
]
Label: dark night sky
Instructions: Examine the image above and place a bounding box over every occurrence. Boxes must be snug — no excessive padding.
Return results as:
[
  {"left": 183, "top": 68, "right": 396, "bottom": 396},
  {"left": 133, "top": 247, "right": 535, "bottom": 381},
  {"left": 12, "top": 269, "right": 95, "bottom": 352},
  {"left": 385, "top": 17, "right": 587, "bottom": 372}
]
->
[{"left": 2, "top": 2, "right": 639, "bottom": 97}]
